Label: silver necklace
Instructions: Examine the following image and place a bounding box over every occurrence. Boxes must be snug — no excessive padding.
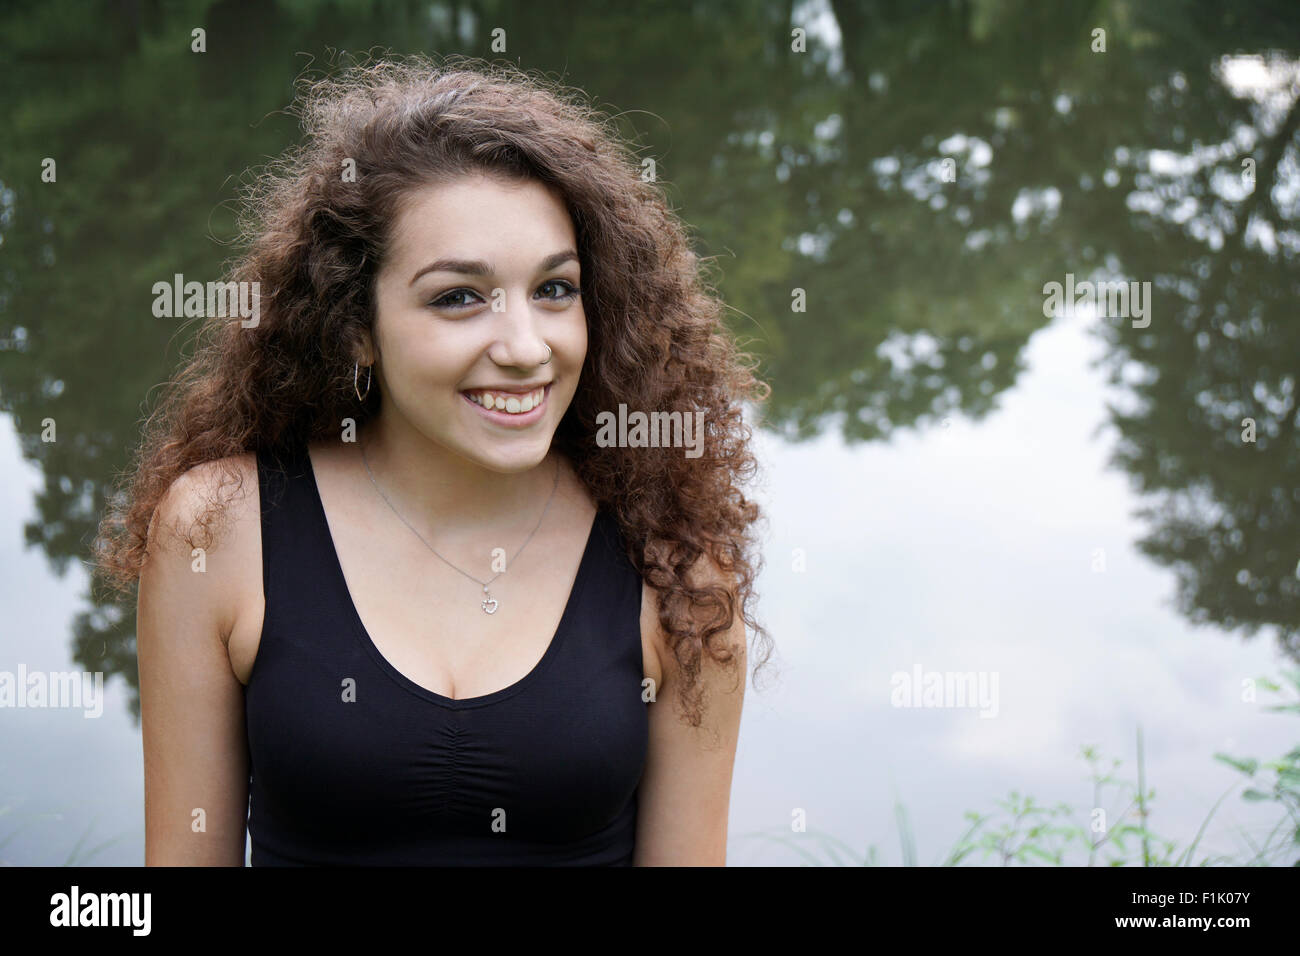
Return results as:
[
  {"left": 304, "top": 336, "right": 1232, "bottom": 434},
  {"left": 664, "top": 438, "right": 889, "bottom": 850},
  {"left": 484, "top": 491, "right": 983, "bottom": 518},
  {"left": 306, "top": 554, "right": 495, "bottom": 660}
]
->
[{"left": 358, "top": 439, "right": 560, "bottom": 614}]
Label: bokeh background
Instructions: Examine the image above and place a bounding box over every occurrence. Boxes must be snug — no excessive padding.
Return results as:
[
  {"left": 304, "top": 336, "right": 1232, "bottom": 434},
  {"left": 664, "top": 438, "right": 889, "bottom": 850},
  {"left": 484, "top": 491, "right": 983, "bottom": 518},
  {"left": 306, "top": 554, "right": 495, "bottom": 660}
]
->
[{"left": 1, "top": 0, "right": 1298, "bottom": 866}]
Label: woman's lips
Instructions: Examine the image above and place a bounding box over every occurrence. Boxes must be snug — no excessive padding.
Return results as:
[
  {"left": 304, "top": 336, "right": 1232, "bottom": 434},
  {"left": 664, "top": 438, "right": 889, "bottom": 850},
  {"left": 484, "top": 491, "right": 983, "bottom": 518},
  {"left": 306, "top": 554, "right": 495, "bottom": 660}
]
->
[{"left": 460, "top": 383, "right": 551, "bottom": 427}]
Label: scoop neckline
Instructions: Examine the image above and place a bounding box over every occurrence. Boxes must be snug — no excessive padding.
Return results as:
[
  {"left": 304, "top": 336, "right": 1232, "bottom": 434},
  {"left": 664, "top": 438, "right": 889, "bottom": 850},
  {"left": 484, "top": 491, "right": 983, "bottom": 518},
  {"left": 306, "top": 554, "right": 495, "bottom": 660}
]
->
[{"left": 302, "top": 445, "right": 601, "bottom": 711}]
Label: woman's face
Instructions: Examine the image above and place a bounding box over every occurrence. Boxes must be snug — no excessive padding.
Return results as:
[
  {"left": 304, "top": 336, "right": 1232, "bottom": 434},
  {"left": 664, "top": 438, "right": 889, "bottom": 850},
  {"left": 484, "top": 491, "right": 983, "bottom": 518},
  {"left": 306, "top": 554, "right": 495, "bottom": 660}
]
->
[{"left": 368, "top": 172, "right": 587, "bottom": 473}]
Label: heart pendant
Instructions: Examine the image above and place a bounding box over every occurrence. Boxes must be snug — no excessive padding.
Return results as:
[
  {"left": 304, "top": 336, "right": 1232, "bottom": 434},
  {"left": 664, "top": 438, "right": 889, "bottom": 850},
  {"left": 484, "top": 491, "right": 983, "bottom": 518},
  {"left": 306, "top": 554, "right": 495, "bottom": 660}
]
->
[{"left": 481, "top": 595, "right": 499, "bottom": 614}]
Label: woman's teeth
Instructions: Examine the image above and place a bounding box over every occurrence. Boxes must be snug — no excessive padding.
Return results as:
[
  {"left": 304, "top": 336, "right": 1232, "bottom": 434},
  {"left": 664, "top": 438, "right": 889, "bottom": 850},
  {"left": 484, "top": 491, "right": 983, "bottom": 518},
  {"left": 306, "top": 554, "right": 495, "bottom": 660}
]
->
[{"left": 464, "top": 386, "right": 546, "bottom": 414}]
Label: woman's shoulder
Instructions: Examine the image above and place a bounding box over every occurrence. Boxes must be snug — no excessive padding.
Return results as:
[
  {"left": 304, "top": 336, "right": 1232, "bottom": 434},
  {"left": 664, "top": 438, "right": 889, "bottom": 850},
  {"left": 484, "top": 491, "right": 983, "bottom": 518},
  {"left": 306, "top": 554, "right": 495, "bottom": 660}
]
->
[
  {"left": 147, "top": 453, "right": 265, "bottom": 593},
  {"left": 142, "top": 452, "right": 264, "bottom": 645},
  {"left": 153, "top": 453, "right": 262, "bottom": 542}
]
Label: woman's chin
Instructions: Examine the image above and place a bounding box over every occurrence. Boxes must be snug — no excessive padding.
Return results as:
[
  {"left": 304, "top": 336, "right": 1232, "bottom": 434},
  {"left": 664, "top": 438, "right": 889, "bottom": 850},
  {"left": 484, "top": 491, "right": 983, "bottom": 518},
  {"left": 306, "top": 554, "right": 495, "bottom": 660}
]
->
[{"left": 454, "top": 437, "right": 554, "bottom": 475}]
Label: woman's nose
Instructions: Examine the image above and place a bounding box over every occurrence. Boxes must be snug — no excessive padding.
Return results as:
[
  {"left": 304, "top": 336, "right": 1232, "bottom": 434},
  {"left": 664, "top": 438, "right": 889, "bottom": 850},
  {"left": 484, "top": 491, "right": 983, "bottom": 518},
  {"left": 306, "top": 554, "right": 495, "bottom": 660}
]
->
[{"left": 488, "top": 289, "right": 551, "bottom": 367}]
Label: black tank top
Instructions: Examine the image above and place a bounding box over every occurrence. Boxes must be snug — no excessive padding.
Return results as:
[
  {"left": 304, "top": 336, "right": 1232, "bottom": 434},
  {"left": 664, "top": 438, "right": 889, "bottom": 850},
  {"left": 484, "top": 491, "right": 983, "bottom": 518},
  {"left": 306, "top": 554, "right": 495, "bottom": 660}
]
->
[{"left": 245, "top": 445, "right": 649, "bottom": 865}]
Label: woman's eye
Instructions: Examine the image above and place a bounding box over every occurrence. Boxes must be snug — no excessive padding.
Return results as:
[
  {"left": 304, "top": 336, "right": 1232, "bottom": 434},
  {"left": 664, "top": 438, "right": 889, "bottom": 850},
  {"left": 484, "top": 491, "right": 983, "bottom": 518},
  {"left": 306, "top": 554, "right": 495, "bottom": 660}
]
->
[
  {"left": 430, "top": 288, "right": 482, "bottom": 309},
  {"left": 537, "top": 279, "right": 581, "bottom": 302}
]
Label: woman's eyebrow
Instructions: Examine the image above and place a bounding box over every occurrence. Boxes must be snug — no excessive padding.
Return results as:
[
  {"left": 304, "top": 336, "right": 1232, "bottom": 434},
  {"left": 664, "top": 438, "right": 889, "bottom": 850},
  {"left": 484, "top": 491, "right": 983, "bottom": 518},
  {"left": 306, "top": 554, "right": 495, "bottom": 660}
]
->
[{"left": 409, "top": 250, "right": 579, "bottom": 286}]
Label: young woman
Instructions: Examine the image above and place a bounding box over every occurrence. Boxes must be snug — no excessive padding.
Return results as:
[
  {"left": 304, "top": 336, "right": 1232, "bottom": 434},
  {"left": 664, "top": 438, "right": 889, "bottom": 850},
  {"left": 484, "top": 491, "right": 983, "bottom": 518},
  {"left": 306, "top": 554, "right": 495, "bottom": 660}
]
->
[{"left": 95, "top": 55, "right": 771, "bottom": 866}]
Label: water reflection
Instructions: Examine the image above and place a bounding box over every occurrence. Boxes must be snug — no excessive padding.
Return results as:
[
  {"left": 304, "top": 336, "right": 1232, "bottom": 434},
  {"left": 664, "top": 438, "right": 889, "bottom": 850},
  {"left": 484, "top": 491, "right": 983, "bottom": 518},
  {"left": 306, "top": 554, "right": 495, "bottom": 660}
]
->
[{"left": 0, "top": 0, "right": 1297, "bottom": 723}]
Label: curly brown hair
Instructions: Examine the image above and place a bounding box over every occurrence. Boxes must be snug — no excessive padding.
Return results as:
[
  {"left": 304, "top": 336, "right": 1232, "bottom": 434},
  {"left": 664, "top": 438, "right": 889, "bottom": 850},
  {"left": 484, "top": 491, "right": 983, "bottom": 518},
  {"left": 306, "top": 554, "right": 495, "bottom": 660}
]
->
[{"left": 93, "top": 53, "right": 772, "bottom": 727}]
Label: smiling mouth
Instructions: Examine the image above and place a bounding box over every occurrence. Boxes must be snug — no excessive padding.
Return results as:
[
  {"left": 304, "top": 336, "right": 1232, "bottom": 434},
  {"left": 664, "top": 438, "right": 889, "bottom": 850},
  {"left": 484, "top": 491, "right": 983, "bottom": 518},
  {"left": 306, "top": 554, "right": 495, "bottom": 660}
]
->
[{"left": 461, "top": 384, "right": 551, "bottom": 417}]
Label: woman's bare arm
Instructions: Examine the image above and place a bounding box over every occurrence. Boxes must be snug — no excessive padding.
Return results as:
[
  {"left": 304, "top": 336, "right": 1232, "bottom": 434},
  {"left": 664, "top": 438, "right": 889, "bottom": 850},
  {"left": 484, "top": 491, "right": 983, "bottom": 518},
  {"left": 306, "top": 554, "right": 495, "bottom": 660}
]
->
[
  {"left": 138, "top": 456, "right": 260, "bottom": 865},
  {"left": 633, "top": 555, "right": 747, "bottom": 865}
]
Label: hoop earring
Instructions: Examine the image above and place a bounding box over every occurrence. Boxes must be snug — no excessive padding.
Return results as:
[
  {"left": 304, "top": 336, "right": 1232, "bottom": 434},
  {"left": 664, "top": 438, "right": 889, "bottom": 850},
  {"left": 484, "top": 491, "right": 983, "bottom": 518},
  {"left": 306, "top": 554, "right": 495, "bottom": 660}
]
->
[
  {"left": 354, "top": 362, "right": 372, "bottom": 401},
  {"left": 540, "top": 345, "right": 553, "bottom": 365}
]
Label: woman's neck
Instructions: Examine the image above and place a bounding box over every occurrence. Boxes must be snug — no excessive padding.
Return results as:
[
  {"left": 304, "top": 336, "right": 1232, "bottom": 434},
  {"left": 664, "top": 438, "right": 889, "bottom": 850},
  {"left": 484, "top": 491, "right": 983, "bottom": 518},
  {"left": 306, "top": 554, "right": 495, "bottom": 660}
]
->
[{"left": 352, "top": 414, "right": 562, "bottom": 541}]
